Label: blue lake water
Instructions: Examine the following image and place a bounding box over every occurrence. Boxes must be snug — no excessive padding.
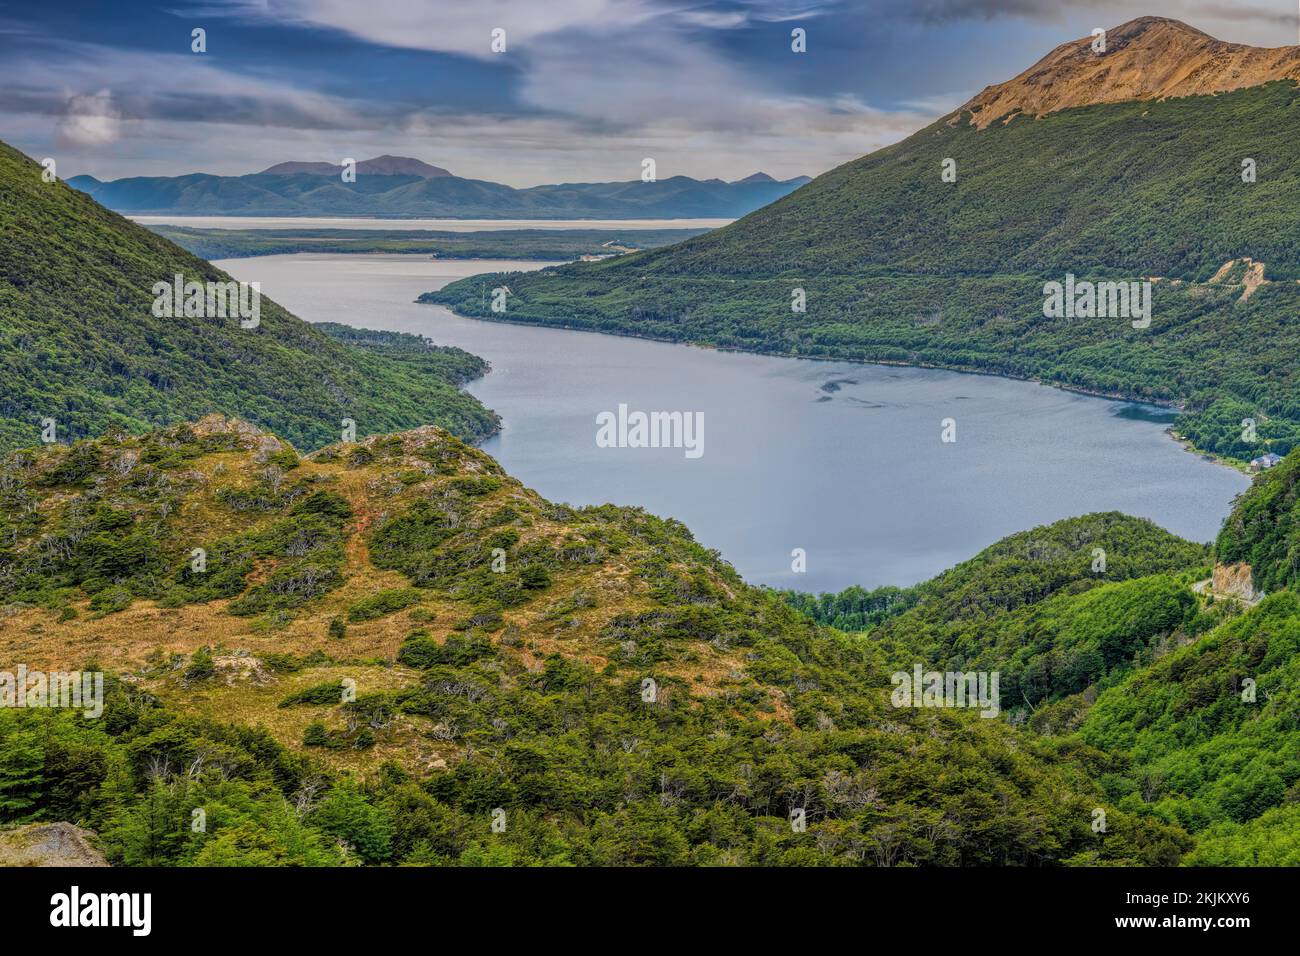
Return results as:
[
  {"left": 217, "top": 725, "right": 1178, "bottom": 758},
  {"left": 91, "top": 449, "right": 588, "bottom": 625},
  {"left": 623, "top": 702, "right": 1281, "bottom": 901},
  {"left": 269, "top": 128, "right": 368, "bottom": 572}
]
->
[{"left": 219, "top": 253, "right": 1250, "bottom": 593}]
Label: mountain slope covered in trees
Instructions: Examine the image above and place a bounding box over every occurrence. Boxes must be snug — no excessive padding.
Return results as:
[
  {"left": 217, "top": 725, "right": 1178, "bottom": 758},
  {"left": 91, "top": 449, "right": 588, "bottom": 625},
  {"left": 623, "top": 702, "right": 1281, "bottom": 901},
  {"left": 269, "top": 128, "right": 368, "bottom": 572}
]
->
[
  {"left": 1, "top": 417, "right": 1296, "bottom": 865},
  {"left": 1216, "top": 446, "right": 1300, "bottom": 593},
  {"left": 0, "top": 417, "right": 1197, "bottom": 866},
  {"left": 428, "top": 20, "right": 1300, "bottom": 465},
  {"left": 0, "top": 139, "right": 497, "bottom": 453}
]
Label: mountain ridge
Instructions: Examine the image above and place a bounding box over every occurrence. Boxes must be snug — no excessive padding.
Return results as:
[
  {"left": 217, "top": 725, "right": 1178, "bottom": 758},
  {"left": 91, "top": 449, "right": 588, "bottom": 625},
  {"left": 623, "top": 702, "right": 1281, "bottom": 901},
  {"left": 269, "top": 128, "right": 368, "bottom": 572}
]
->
[
  {"left": 66, "top": 161, "right": 811, "bottom": 219},
  {"left": 259, "top": 155, "right": 453, "bottom": 178}
]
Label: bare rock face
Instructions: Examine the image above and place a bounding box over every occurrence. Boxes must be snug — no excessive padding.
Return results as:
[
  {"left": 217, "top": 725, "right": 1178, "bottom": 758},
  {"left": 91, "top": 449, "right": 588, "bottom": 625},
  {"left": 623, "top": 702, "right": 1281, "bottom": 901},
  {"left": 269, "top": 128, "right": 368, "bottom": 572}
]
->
[
  {"left": 1213, "top": 562, "right": 1257, "bottom": 602},
  {"left": 958, "top": 17, "right": 1300, "bottom": 129},
  {"left": 0, "top": 823, "right": 108, "bottom": 867}
]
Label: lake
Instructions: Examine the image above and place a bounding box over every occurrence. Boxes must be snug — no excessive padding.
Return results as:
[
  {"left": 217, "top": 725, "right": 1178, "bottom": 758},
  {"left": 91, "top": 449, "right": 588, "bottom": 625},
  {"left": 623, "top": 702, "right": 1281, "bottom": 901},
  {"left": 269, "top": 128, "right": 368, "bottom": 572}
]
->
[{"left": 217, "top": 253, "right": 1250, "bottom": 593}]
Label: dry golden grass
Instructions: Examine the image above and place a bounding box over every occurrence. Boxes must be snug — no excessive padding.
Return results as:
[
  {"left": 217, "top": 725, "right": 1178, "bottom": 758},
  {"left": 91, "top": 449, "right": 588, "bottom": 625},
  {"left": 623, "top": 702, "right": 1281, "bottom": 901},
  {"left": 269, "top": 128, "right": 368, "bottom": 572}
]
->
[
  {"left": 161, "top": 664, "right": 446, "bottom": 774},
  {"left": 0, "top": 415, "right": 787, "bottom": 770}
]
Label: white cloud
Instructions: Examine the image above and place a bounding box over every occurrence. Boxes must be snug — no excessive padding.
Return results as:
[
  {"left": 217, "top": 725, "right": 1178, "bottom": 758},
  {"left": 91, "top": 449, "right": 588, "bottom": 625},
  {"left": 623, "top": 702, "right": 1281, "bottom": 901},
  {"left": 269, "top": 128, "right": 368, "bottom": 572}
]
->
[
  {"left": 56, "top": 89, "right": 121, "bottom": 148},
  {"left": 8, "top": 0, "right": 947, "bottom": 182}
]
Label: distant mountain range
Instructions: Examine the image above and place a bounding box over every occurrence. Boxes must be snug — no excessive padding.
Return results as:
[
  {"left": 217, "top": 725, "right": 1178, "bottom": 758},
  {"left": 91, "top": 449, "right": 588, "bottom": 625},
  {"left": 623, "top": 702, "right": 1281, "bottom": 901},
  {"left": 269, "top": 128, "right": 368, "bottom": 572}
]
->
[
  {"left": 66, "top": 157, "right": 811, "bottom": 219},
  {"left": 258, "top": 155, "right": 454, "bottom": 178}
]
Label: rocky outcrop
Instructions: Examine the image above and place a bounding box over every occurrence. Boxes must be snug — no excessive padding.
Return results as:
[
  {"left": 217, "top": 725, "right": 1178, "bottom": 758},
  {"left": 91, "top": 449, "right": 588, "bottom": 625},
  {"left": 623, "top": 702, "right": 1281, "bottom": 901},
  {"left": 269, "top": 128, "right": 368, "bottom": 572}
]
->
[
  {"left": 0, "top": 823, "right": 108, "bottom": 867},
  {"left": 1213, "top": 562, "right": 1258, "bottom": 603}
]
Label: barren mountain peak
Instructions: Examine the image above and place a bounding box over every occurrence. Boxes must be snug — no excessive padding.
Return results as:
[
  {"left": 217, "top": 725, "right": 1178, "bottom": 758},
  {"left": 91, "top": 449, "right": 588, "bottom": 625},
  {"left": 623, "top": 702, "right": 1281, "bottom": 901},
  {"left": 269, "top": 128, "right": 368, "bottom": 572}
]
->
[{"left": 958, "top": 16, "right": 1300, "bottom": 128}]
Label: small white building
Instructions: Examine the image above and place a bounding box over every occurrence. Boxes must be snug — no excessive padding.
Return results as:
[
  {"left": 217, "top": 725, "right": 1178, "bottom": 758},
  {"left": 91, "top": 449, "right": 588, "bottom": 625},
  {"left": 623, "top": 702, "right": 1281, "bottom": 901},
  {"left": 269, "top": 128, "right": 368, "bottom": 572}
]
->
[{"left": 1250, "top": 452, "right": 1283, "bottom": 472}]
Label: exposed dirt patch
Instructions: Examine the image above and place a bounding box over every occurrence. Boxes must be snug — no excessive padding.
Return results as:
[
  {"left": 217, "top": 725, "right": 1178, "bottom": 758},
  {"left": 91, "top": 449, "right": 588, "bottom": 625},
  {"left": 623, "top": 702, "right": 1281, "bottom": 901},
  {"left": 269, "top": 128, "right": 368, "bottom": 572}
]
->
[{"left": 0, "top": 823, "right": 108, "bottom": 867}]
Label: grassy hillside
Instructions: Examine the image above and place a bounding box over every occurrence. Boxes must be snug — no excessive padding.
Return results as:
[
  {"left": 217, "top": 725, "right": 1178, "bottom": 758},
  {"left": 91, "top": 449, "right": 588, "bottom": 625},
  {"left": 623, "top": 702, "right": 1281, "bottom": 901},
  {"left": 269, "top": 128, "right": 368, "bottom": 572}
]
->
[
  {"left": 427, "top": 82, "right": 1300, "bottom": 463},
  {"left": 0, "top": 139, "right": 497, "bottom": 452},
  {"left": 0, "top": 418, "right": 1191, "bottom": 866}
]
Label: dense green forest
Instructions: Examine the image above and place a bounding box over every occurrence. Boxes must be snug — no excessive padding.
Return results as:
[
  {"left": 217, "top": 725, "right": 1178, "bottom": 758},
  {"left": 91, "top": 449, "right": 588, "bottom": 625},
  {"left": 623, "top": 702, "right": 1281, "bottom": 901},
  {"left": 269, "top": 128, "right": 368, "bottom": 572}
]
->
[
  {"left": 428, "top": 82, "right": 1300, "bottom": 464},
  {"left": 153, "top": 226, "right": 708, "bottom": 262},
  {"left": 1, "top": 420, "right": 1296, "bottom": 865},
  {"left": 783, "top": 506, "right": 1300, "bottom": 863},
  {"left": 0, "top": 139, "right": 497, "bottom": 453},
  {"left": 1216, "top": 446, "right": 1300, "bottom": 593},
  {"left": 777, "top": 584, "right": 917, "bottom": 632},
  {"left": 0, "top": 676, "right": 1193, "bottom": 866},
  {"left": 864, "top": 513, "right": 1214, "bottom": 708},
  {"left": 1077, "top": 591, "right": 1300, "bottom": 863}
]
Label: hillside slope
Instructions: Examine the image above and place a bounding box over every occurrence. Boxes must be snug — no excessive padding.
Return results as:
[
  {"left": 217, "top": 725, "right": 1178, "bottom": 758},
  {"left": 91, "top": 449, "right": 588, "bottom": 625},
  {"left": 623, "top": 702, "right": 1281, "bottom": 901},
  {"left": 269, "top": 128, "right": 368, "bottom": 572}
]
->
[
  {"left": 790, "top": 467, "right": 1300, "bottom": 865},
  {"left": 1216, "top": 446, "right": 1300, "bottom": 593},
  {"left": 867, "top": 513, "right": 1213, "bottom": 709},
  {"left": 428, "top": 19, "right": 1300, "bottom": 463},
  {"left": 1078, "top": 590, "right": 1300, "bottom": 864},
  {"left": 0, "top": 139, "right": 497, "bottom": 452},
  {"left": 0, "top": 417, "right": 1189, "bottom": 866},
  {"left": 3, "top": 417, "right": 1295, "bottom": 865}
]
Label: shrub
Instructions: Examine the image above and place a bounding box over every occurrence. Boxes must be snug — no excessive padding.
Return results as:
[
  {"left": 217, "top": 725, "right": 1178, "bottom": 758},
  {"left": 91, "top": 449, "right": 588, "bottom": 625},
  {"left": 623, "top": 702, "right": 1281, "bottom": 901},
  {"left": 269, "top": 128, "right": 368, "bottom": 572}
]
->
[
  {"left": 348, "top": 587, "right": 422, "bottom": 622},
  {"left": 279, "top": 681, "right": 347, "bottom": 707},
  {"left": 184, "top": 646, "right": 216, "bottom": 683},
  {"left": 302, "top": 722, "right": 331, "bottom": 747},
  {"left": 88, "top": 586, "right": 132, "bottom": 615}
]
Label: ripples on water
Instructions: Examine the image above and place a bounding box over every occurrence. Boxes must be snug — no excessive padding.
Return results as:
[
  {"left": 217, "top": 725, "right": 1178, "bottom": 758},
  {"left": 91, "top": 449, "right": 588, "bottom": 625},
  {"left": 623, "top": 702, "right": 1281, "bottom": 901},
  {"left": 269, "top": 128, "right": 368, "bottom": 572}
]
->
[{"left": 218, "top": 253, "right": 1250, "bottom": 592}]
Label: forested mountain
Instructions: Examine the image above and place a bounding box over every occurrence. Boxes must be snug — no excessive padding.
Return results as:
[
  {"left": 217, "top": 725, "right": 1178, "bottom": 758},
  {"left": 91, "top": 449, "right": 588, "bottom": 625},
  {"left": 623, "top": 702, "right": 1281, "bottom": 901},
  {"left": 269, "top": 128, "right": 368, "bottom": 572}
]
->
[
  {"left": 66, "top": 157, "right": 810, "bottom": 219},
  {"left": 0, "top": 139, "right": 497, "bottom": 452},
  {"left": 428, "top": 19, "right": 1300, "bottom": 464},
  {"left": 865, "top": 514, "right": 1213, "bottom": 708}
]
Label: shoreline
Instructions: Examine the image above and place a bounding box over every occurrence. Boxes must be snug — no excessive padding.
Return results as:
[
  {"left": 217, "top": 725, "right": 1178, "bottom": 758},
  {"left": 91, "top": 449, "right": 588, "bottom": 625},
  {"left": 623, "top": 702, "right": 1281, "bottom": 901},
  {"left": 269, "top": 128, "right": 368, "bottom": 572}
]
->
[{"left": 425, "top": 297, "right": 1249, "bottom": 476}]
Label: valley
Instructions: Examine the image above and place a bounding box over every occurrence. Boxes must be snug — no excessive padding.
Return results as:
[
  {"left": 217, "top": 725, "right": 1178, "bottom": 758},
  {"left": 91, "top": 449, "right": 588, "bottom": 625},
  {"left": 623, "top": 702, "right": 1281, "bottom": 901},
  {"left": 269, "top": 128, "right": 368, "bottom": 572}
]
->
[
  {"left": 2, "top": 10, "right": 1298, "bottom": 879},
  {"left": 217, "top": 251, "right": 1248, "bottom": 593}
]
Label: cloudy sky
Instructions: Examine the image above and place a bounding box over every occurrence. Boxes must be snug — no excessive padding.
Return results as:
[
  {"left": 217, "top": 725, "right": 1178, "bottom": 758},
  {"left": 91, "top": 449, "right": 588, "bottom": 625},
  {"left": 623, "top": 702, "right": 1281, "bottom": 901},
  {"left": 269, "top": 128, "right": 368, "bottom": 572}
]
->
[{"left": 3, "top": 0, "right": 1296, "bottom": 184}]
